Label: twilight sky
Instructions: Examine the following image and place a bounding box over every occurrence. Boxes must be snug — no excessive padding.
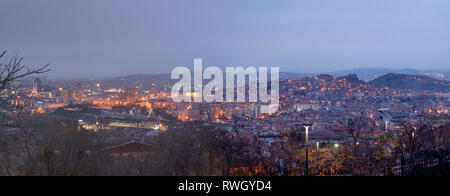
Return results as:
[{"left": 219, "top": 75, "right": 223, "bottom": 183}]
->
[{"left": 0, "top": 0, "right": 449, "bottom": 78}]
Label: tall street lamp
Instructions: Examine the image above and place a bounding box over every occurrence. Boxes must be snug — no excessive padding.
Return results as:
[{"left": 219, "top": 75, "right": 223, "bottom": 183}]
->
[
  {"left": 316, "top": 141, "right": 320, "bottom": 175},
  {"left": 301, "top": 123, "right": 312, "bottom": 176}
]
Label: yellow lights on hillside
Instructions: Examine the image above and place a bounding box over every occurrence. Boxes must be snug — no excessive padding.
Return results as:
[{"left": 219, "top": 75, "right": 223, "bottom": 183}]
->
[{"left": 185, "top": 92, "right": 200, "bottom": 97}]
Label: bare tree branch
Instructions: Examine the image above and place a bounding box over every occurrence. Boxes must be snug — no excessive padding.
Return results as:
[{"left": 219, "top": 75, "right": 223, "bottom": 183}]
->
[{"left": 0, "top": 50, "right": 50, "bottom": 93}]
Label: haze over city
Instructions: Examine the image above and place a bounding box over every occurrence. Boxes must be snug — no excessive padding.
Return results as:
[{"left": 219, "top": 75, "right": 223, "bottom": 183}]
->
[
  {"left": 0, "top": 0, "right": 449, "bottom": 181},
  {"left": 1, "top": 0, "right": 449, "bottom": 78}
]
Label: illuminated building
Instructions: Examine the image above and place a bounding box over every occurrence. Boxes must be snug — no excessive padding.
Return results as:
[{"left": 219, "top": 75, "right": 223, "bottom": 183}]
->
[
  {"left": 123, "top": 87, "right": 139, "bottom": 97},
  {"left": 152, "top": 83, "right": 157, "bottom": 97},
  {"left": 32, "top": 77, "right": 41, "bottom": 94}
]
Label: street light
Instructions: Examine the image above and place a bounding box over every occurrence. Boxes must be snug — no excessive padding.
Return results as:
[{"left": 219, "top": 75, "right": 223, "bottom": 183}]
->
[
  {"left": 316, "top": 141, "right": 320, "bottom": 175},
  {"left": 300, "top": 123, "right": 312, "bottom": 176}
]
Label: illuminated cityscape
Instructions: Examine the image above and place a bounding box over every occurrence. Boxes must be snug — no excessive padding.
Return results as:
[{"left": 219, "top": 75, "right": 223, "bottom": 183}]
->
[
  {"left": 2, "top": 71, "right": 448, "bottom": 176},
  {"left": 0, "top": 0, "right": 449, "bottom": 179}
]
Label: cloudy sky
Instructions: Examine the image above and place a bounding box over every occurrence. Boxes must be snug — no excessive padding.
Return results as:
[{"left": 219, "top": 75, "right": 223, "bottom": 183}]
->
[{"left": 0, "top": 0, "right": 449, "bottom": 78}]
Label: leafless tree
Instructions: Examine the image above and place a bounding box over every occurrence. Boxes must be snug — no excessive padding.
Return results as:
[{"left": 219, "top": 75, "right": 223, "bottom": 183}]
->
[
  {"left": 0, "top": 50, "right": 50, "bottom": 175},
  {"left": 0, "top": 50, "right": 49, "bottom": 94}
]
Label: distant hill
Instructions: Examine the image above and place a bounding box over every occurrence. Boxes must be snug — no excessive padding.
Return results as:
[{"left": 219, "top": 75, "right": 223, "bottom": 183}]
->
[
  {"left": 337, "top": 74, "right": 365, "bottom": 84},
  {"left": 369, "top": 73, "right": 450, "bottom": 92},
  {"left": 329, "top": 68, "right": 450, "bottom": 81},
  {"left": 279, "top": 72, "right": 314, "bottom": 79},
  {"left": 280, "top": 68, "right": 450, "bottom": 81}
]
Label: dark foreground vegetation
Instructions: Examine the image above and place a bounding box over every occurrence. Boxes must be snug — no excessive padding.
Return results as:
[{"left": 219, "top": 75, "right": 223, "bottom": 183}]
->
[{"left": 0, "top": 114, "right": 448, "bottom": 176}]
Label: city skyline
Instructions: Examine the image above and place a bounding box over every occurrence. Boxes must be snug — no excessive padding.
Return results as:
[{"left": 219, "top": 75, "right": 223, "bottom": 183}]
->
[{"left": 24, "top": 67, "right": 450, "bottom": 81}]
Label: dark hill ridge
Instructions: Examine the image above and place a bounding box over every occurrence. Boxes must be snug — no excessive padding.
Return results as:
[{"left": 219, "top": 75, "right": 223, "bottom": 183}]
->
[
  {"left": 369, "top": 73, "right": 450, "bottom": 92},
  {"left": 338, "top": 74, "right": 365, "bottom": 84}
]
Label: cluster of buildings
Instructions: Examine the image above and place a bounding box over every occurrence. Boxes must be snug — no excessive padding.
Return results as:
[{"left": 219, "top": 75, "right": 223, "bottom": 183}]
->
[{"left": 5, "top": 74, "right": 449, "bottom": 159}]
